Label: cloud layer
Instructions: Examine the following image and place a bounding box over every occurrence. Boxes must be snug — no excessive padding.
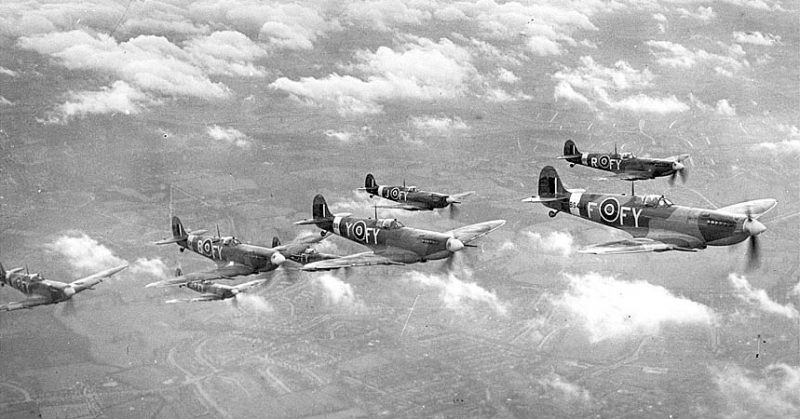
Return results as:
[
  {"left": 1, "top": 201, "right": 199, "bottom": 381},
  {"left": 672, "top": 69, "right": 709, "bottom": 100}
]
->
[{"left": 404, "top": 270, "right": 508, "bottom": 315}]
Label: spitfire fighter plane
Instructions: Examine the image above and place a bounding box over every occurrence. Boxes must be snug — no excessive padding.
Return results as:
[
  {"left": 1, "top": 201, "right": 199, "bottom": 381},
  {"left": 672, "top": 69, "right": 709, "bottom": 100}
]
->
[
  {"left": 359, "top": 173, "right": 474, "bottom": 213},
  {"left": 147, "top": 216, "right": 335, "bottom": 287},
  {"left": 523, "top": 166, "right": 776, "bottom": 267},
  {"left": 165, "top": 279, "right": 267, "bottom": 303},
  {"left": 559, "top": 140, "right": 690, "bottom": 184},
  {"left": 295, "top": 194, "right": 505, "bottom": 271},
  {"left": 0, "top": 263, "right": 127, "bottom": 311}
]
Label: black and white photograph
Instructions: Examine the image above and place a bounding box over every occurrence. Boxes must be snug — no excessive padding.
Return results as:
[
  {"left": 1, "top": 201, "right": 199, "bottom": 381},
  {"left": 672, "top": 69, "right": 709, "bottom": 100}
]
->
[{"left": 1, "top": 1, "right": 798, "bottom": 417}]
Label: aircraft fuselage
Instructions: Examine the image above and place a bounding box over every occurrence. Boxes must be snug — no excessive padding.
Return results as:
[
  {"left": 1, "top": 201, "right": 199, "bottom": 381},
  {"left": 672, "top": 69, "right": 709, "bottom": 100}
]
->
[
  {"left": 318, "top": 216, "right": 455, "bottom": 262},
  {"left": 180, "top": 234, "right": 282, "bottom": 273},
  {"left": 545, "top": 192, "right": 749, "bottom": 248},
  {"left": 366, "top": 185, "right": 450, "bottom": 209},
  {"left": 565, "top": 153, "right": 678, "bottom": 178},
  {"left": 185, "top": 281, "right": 236, "bottom": 299},
  {"left": 1, "top": 272, "right": 73, "bottom": 303}
]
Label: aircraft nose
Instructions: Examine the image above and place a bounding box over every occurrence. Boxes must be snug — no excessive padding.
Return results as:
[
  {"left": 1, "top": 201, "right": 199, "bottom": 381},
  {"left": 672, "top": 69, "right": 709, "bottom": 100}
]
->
[
  {"left": 743, "top": 218, "right": 767, "bottom": 236},
  {"left": 672, "top": 161, "right": 685, "bottom": 171},
  {"left": 271, "top": 252, "right": 286, "bottom": 266},
  {"left": 446, "top": 237, "right": 465, "bottom": 252}
]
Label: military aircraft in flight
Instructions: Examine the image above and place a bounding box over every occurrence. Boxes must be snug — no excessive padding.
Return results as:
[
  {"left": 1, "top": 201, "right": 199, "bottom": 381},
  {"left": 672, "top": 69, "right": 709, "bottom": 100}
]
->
[
  {"left": 295, "top": 194, "right": 505, "bottom": 271},
  {"left": 165, "top": 279, "right": 267, "bottom": 303},
  {"left": 147, "top": 216, "right": 333, "bottom": 287},
  {"left": 0, "top": 263, "right": 127, "bottom": 311},
  {"left": 559, "top": 140, "right": 690, "bottom": 185},
  {"left": 523, "top": 166, "right": 777, "bottom": 269},
  {"left": 359, "top": 173, "right": 474, "bottom": 214}
]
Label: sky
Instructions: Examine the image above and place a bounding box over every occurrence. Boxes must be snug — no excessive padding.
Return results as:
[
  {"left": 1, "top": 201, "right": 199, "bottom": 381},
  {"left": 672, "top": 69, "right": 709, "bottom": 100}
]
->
[{"left": 1, "top": 1, "right": 798, "bottom": 418}]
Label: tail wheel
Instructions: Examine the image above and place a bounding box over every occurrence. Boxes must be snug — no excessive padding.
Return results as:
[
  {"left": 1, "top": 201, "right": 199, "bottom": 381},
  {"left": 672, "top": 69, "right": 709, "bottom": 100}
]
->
[{"left": 549, "top": 210, "right": 558, "bottom": 218}]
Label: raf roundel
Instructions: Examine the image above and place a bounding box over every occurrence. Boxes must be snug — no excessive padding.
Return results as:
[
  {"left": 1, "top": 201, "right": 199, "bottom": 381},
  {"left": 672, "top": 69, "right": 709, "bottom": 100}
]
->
[
  {"left": 599, "top": 155, "right": 610, "bottom": 169},
  {"left": 352, "top": 221, "right": 367, "bottom": 242},
  {"left": 202, "top": 239, "right": 212, "bottom": 255},
  {"left": 390, "top": 187, "right": 400, "bottom": 200},
  {"left": 599, "top": 197, "right": 620, "bottom": 223}
]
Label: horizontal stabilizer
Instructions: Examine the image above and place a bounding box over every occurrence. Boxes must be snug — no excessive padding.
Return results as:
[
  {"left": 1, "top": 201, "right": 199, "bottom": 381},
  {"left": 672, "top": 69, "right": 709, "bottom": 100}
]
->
[
  {"left": 522, "top": 196, "right": 569, "bottom": 203},
  {"left": 154, "top": 236, "right": 188, "bottom": 245},
  {"left": 557, "top": 154, "right": 582, "bottom": 159},
  {"left": 295, "top": 218, "right": 328, "bottom": 226}
]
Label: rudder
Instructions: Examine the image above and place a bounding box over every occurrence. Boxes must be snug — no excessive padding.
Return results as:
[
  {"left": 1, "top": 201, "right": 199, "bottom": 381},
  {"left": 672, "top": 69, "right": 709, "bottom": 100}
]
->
[
  {"left": 563, "top": 140, "right": 580, "bottom": 158},
  {"left": 365, "top": 173, "right": 377, "bottom": 189},
  {"left": 272, "top": 237, "right": 281, "bottom": 247},
  {"left": 312, "top": 194, "right": 333, "bottom": 220},
  {"left": 171, "top": 216, "right": 187, "bottom": 239},
  {"left": 538, "top": 166, "right": 569, "bottom": 198}
]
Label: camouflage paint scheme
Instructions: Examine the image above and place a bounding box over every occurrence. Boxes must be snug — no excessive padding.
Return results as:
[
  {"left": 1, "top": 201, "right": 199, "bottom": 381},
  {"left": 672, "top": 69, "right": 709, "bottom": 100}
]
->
[
  {"left": 295, "top": 194, "right": 505, "bottom": 271},
  {"left": 165, "top": 279, "right": 266, "bottom": 303},
  {"left": 0, "top": 263, "right": 127, "bottom": 311},
  {"left": 360, "top": 173, "right": 474, "bottom": 211},
  {"left": 559, "top": 140, "right": 689, "bottom": 182},
  {"left": 523, "top": 166, "right": 776, "bottom": 254}
]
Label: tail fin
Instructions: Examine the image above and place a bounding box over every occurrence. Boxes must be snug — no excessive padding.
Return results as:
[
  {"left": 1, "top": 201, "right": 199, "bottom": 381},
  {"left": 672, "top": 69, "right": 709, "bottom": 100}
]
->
[
  {"left": 295, "top": 194, "right": 334, "bottom": 227},
  {"left": 538, "top": 166, "right": 569, "bottom": 198},
  {"left": 365, "top": 173, "right": 377, "bottom": 189},
  {"left": 155, "top": 216, "right": 189, "bottom": 245},
  {"left": 272, "top": 237, "right": 281, "bottom": 247},
  {"left": 0, "top": 262, "right": 6, "bottom": 281},
  {"left": 559, "top": 140, "right": 581, "bottom": 160}
]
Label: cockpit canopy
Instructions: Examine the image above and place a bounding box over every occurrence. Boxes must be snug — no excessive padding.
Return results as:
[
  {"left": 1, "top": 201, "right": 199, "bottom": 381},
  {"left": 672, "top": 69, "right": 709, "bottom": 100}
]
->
[
  {"left": 620, "top": 152, "right": 634, "bottom": 159},
  {"left": 31, "top": 273, "right": 44, "bottom": 282},
  {"left": 221, "top": 237, "right": 241, "bottom": 246},
  {"left": 405, "top": 186, "right": 418, "bottom": 192},
  {"left": 641, "top": 194, "right": 673, "bottom": 208},
  {"left": 376, "top": 219, "right": 404, "bottom": 229}
]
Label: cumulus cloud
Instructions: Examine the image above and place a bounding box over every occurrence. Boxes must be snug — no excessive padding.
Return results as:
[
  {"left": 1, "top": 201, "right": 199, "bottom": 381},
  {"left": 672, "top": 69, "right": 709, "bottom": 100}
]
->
[
  {"left": 271, "top": 37, "right": 479, "bottom": 116},
  {"left": 17, "top": 30, "right": 231, "bottom": 100},
  {"left": 329, "top": 191, "right": 421, "bottom": 219},
  {"left": 46, "top": 233, "right": 127, "bottom": 274},
  {"left": 184, "top": 31, "right": 268, "bottom": 76},
  {"left": 553, "top": 56, "right": 688, "bottom": 114},
  {"left": 753, "top": 139, "right": 800, "bottom": 154},
  {"left": 714, "top": 363, "right": 800, "bottom": 418},
  {"left": 207, "top": 125, "right": 251, "bottom": 149},
  {"left": 715, "top": 99, "right": 736, "bottom": 115},
  {"left": 729, "top": 274, "right": 799, "bottom": 319},
  {"left": 403, "top": 270, "right": 508, "bottom": 315},
  {"left": 0, "top": 96, "right": 13, "bottom": 106},
  {"left": 552, "top": 272, "right": 714, "bottom": 343},
  {"left": 524, "top": 231, "right": 574, "bottom": 256},
  {"left": 537, "top": 373, "right": 591, "bottom": 403},
  {"left": 314, "top": 273, "right": 360, "bottom": 306},
  {"left": 677, "top": 6, "right": 716, "bottom": 21},
  {"left": 234, "top": 294, "right": 274, "bottom": 313},
  {"left": 733, "top": 31, "right": 781, "bottom": 46},
  {"left": 342, "top": 0, "right": 432, "bottom": 31},
  {"left": 128, "top": 257, "right": 171, "bottom": 282},
  {"left": 0, "top": 66, "right": 18, "bottom": 77},
  {"left": 42, "top": 81, "right": 151, "bottom": 124},
  {"left": 497, "top": 68, "right": 519, "bottom": 84},
  {"left": 646, "top": 40, "right": 749, "bottom": 75},
  {"left": 410, "top": 116, "right": 469, "bottom": 137}
]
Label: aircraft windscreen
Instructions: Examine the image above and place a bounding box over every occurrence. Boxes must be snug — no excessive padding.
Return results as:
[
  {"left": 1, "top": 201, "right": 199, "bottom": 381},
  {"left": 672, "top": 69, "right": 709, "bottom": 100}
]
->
[{"left": 378, "top": 219, "right": 403, "bottom": 229}]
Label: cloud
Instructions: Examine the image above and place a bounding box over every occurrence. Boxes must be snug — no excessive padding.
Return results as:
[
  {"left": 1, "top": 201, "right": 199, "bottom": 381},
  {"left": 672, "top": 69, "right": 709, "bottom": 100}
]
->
[
  {"left": 46, "top": 233, "right": 126, "bottom": 274},
  {"left": 646, "top": 40, "right": 749, "bottom": 75},
  {"left": 403, "top": 270, "right": 508, "bottom": 315},
  {"left": 715, "top": 99, "right": 736, "bottom": 116},
  {"left": 537, "top": 373, "right": 591, "bottom": 403},
  {"left": 18, "top": 30, "right": 230, "bottom": 100},
  {"left": 324, "top": 130, "right": 356, "bottom": 142},
  {"left": 410, "top": 116, "right": 469, "bottom": 137},
  {"left": 0, "top": 66, "right": 18, "bottom": 77},
  {"left": 329, "top": 191, "right": 426, "bottom": 219},
  {"left": 497, "top": 68, "right": 519, "bottom": 84},
  {"left": 753, "top": 139, "right": 800, "bottom": 154},
  {"left": 342, "top": 0, "right": 432, "bottom": 31},
  {"left": 128, "top": 257, "right": 171, "bottom": 282},
  {"left": 42, "top": 81, "right": 151, "bottom": 124},
  {"left": 551, "top": 272, "right": 714, "bottom": 343},
  {"left": 729, "top": 274, "right": 799, "bottom": 319},
  {"left": 184, "top": 31, "right": 268, "bottom": 76},
  {"left": 271, "top": 37, "right": 505, "bottom": 115},
  {"left": 207, "top": 125, "right": 252, "bottom": 149},
  {"left": 552, "top": 56, "right": 687, "bottom": 114},
  {"left": 714, "top": 363, "right": 800, "bottom": 418},
  {"left": 677, "top": 6, "right": 716, "bottom": 21},
  {"left": 733, "top": 31, "right": 781, "bottom": 46},
  {"left": 524, "top": 231, "right": 574, "bottom": 256},
  {"left": 234, "top": 294, "right": 274, "bottom": 313},
  {"left": 314, "top": 273, "right": 360, "bottom": 307},
  {"left": 0, "top": 96, "right": 13, "bottom": 106}
]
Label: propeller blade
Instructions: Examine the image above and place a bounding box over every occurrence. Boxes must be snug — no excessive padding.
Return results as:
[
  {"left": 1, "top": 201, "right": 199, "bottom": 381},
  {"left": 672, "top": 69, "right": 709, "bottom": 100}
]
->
[
  {"left": 746, "top": 235, "right": 760, "bottom": 271},
  {"left": 668, "top": 172, "right": 677, "bottom": 186},
  {"left": 678, "top": 167, "right": 688, "bottom": 184},
  {"left": 449, "top": 204, "right": 460, "bottom": 219}
]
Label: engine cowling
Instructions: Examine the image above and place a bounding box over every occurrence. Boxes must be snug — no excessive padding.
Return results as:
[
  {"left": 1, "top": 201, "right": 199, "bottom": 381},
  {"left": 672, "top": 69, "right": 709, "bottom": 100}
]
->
[{"left": 271, "top": 252, "right": 286, "bottom": 265}]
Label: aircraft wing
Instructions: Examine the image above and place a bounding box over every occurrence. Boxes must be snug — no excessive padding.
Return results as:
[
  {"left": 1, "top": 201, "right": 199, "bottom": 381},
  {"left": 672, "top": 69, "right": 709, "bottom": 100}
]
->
[
  {"left": 446, "top": 220, "right": 506, "bottom": 245},
  {"left": 233, "top": 279, "right": 268, "bottom": 292},
  {"left": 448, "top": 191, "right": 475, "bottom": 202},
  {"left": 145, "top": 262, "right": 256, "bottom": 288},
  {"left": 301, "top": 252, "right": 403, "bottom": 272},
  {"left": 665, "top": 153, "right": 690, "bottom": 162},
  {"left": 375, "top": 203, "right": 428, "bottom": 211},
  {"left": 0, "top": 295, "right": 51, "bottom": 311},
  {"left": 716, "top": 199, "right": 777, "bottom": 219},
  {"left": 614, "top": 171, "right": 654, "bottom": 181},
  {"left": 69, "top": 264, "right": 128, "bottom": 293},
  {"left": 166, "top": 294, "right": 223, "bottom": 303},
  {"left": 579, "top": 238, "right": 699, "bottom": 254}
]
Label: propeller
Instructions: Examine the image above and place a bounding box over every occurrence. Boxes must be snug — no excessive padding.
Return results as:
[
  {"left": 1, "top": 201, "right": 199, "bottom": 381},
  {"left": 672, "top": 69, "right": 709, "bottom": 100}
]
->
[
  {"left": 449, "top": 203, "right": 460, "bottom": 219},
  {"left": 668, "top": 161, "right": 687, "bottom": 186},
  {"left": 742, "top": 208, "right": 766, "bottom": 271}
]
